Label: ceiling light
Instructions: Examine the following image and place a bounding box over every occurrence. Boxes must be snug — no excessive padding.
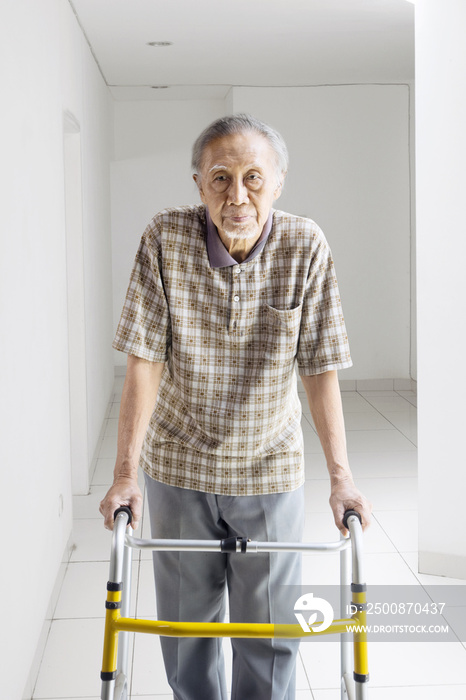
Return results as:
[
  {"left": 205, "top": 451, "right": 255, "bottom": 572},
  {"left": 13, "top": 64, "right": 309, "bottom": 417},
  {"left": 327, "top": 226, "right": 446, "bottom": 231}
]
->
[{"left": 147, "top": 41, "right": 173, "bottom": 47}]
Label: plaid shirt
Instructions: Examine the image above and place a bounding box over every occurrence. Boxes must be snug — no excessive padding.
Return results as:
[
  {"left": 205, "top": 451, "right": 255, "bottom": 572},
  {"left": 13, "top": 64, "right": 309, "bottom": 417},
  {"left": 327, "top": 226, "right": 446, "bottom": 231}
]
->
[{"left": 113, "top": 204, "right": 352, "bottom": 495}]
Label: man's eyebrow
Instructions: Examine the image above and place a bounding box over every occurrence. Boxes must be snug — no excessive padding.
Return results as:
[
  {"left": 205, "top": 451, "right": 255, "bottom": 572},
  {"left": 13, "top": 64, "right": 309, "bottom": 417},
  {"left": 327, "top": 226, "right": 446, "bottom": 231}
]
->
[
  {"left": 208, "top": 164, "right": 227, "bottom": 173},
  {"left": 207, "top": 163, "right": 263, "bottom": 173}
]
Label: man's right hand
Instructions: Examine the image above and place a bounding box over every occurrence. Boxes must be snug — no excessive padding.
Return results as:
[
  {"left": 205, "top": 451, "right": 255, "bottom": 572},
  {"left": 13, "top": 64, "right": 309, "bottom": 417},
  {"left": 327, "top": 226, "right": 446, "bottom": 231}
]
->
[{"left": 99, "top": 475, "right": 143, "bottom": 531}]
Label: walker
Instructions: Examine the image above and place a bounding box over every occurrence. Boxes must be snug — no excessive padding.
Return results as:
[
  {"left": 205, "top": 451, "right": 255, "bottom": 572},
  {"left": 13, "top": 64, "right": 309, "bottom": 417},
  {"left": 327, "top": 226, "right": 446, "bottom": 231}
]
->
[{"left": 100, "top": 507, "right": 369, "bottom": 700}]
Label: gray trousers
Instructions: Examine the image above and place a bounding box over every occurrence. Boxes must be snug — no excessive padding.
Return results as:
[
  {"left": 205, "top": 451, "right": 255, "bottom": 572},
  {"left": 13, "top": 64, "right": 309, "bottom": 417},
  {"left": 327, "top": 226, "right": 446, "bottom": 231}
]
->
[{"left": 144, "top": 474, "right": 305, "bottom": 700}]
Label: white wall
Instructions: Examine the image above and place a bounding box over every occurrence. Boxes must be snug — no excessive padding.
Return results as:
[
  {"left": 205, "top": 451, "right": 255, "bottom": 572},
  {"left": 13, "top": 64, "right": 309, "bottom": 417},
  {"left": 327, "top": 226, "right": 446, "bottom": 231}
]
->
[
  {"left": 416, "top": 0, "right": 466, "bottom": 578},
  {"left": 112, "top": 86, "right": 412, "bottom": 380},
  {"left": 0, "top": 2, "right": 114, "bottom": 697}
]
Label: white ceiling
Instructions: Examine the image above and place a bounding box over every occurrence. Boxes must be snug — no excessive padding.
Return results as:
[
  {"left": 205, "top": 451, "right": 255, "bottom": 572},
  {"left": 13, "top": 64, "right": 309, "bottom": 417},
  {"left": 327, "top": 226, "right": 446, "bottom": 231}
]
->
[{"left": 70, "top": 0, "right": 414, "bottom": 101}]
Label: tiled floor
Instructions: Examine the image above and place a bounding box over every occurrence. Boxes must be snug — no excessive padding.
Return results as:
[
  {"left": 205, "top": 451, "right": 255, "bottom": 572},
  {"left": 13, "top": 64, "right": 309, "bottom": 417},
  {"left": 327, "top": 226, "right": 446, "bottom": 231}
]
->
[{"left": 31, "top": 380, "right": 466, "bottom": 699}]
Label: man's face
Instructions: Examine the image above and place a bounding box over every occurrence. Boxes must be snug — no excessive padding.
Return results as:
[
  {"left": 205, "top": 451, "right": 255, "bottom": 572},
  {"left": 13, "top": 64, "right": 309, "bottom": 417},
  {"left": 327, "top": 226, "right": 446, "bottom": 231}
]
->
[{"left": 194, "top": 131, "right": 284, "bottom": 241}]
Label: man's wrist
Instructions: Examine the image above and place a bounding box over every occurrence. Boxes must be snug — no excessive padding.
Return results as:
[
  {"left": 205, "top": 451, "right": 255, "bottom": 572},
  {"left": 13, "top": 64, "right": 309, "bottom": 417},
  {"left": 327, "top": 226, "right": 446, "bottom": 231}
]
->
[
  {"left": 113, "top": 465, "right": 139, "bottom": 483},
  {"left": 328, "top": 463, "right": 353, "bottom": 487}
]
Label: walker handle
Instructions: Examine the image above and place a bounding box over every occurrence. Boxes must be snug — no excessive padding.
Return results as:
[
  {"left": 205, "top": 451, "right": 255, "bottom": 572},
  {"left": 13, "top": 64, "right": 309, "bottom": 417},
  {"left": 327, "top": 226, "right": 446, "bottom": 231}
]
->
[
  {"left": 113, "top": 506, "right": 133, "bottom": 526},
  {"left": 342, "top": 509, "right": 362, "bottom": 530}
]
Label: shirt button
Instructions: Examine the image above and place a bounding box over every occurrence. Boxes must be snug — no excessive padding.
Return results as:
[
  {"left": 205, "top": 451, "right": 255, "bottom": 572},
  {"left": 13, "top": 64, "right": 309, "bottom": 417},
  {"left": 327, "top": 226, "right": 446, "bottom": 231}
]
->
[
  {"left": 234, "top": 266, "right": 241, "bottom": 274},
  {"left": 233, "top": 295, "right": 240, "bottom": 302}
]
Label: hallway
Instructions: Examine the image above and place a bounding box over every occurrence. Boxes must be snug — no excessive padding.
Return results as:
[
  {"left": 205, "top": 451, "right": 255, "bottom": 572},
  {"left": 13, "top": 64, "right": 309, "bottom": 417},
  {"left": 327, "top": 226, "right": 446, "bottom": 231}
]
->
[{"left": 31, "top": 380, "right": 466, "bottom": 699}]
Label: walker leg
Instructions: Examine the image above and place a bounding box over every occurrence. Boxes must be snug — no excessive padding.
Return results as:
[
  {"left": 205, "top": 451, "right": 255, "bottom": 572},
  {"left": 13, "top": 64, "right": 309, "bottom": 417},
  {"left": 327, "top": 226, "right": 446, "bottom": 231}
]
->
[
  {"left": 340, "top": 533, "right": 353, "bottom": 700},
  {"left": 348, "top": 514, "right": 369, "bottom": 699},
  {"left": 116, "top": 534, "right": 132, "bottom": 694},
  {"left": 101, "top": 511, "right": 130, "bottom": 700}
]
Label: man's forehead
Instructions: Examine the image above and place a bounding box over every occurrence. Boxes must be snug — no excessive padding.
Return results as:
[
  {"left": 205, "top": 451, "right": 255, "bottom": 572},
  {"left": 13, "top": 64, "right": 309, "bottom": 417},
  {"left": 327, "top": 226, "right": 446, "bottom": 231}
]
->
[{"left": 201, "top": 133, "right": 276, "bottom": 170}]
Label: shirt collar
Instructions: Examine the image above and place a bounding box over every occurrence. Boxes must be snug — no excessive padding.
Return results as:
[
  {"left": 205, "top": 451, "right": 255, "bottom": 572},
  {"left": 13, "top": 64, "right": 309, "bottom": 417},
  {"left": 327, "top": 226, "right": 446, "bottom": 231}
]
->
[{"left": 205, "top": 208, "right": 273, "bottom": 268}]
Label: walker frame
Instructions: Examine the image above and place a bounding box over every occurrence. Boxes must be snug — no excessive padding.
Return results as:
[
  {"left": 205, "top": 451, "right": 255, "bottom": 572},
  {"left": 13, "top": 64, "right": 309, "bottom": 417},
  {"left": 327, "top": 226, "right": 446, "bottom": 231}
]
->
[{"left": 100, "top": 507, "right": 369, "bottom": 700}]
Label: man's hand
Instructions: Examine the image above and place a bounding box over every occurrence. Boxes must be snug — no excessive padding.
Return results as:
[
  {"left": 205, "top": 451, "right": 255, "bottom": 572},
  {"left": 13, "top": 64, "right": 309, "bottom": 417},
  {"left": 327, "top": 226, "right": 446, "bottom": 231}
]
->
[
  {"left": 99, "top": 475, "right": 143, "bottom": 531},
  {"left": 329, "top": 474, "right": 372, "bottom": 536}
]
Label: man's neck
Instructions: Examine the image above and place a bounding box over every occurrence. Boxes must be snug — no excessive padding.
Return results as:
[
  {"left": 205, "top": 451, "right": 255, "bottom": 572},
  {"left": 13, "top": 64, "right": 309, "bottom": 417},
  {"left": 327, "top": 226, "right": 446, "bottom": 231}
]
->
[{"left": 217, "top": 229, "right": 262, "bottom": 263}]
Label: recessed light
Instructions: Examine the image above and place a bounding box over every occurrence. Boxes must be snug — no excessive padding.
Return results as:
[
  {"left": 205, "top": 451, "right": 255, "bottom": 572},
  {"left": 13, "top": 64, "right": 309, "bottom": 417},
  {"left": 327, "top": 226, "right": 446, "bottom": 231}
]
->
[{"left": 147, "top": 41, "right": 173, "bottom": 47}]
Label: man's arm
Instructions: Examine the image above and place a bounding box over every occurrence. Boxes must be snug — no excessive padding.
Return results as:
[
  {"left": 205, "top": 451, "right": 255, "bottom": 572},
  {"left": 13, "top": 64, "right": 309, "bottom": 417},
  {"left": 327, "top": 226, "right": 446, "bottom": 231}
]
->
[
  {"left": 99, "top": 355, "right": 165, "bottom": 530},
  {"left": 301, "top": 370, "right": 372, "bottom": 534}
]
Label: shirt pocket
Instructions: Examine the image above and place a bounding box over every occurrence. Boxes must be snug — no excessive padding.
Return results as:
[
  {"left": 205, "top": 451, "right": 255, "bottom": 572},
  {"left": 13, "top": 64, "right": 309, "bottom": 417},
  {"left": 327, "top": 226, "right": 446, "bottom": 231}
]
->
[{"left": 263, "top": 303, "right": 303, "bottom": 362}]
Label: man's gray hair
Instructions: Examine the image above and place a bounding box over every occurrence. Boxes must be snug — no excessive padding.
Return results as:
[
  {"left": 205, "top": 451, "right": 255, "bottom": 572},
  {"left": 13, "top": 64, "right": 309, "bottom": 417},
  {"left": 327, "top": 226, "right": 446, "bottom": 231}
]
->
[{"left": 192, "top": 114, "right": 289, "bottom": 179}]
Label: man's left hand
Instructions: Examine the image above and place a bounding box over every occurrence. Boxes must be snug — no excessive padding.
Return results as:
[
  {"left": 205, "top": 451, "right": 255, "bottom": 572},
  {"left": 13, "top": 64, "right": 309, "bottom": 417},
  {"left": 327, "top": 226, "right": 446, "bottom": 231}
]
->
[{"left": 329, "top": 476, "right": 372, "bottom": 535}]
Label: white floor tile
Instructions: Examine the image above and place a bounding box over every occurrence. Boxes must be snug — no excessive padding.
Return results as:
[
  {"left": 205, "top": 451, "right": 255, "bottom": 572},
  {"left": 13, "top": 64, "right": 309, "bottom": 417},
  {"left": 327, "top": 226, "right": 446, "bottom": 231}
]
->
[
  {"left": 364, "top": 552, "right": 421, "bottom": 585},
  {"left": 374, "top": 510, "right": 419, "bottom": 552},
  {"left": 136, "top": 560, "right": 157, "bottom": 618},
  {"left": 346, "top": 429, "right": 416, "bottom": 452},
  {"left": 397, "top": 389, "right": 418, "bottom": 406},
  {"left": 92, "top": 457, "right": 115, "bottom": 485},
  {"left": 341, "top": 394, "right": 376, "bottom": 413},
  {"left": 383, "top": 409, "right": 417, "bottom": 444},
  {"left": 358, "top": 386, "right": 398, "bottom": 398},
  {"left": 99, "top": 434, "right": 118, "bottom": 460},
  {"left": 296, "top": 652, "right": 312, "bottom": 690},
  {"left": 302, "top": 552, "right": 341, "bottom": 586},
  {"left": 361, "top": 395, "right": 416, "bottom": 413},
  {"left": 70, "top": 519, "right": 113, "bottom": 562},
  {"left": 128, "top": 697, "right": 173, "bottom": 700},
  {"left": 303, "top": 510, "right": 396, "bottom": 554},
  {"left": 304, "top": 453, "right": 329, "bottom": 479},
  {"left": 355, "top": 476, "right": 418, "bottom": 511},
  {"left": 304, "top": 479, "right": 332, "bottom": 513},
  {"left": 442, "top": 606, "right": 466, "bottom": 644},
  {"left": 109, "top": 402, "right": 121, "bottom": 418},
  {"left": 367, "top": 640, "right": 466, "bottom": 687},
  {"left": 302, "top": 638, "right": 466, "bottom": 691},
  {"left": 299, "top": 639, "right": 341, "bottom": 689},
  {"left": 305, "top": 451, "right": 418, "bottom": 480},
  {"left": 344, "top": 411, "right": 395, "bottom": 431},
  {"left": 305, "top": 476, "right": 418, "bottom": 514},
  {"left": 113, "top": 375, "right": 126, "bottom": 395},
  {"left": 73, "top": 484, "right": 109, "bottom": 519},
  {"left": 33, "top": 618, "right": 106, "bottom": 698},
  {"left": 303, "top": 429, "right": 324, "bottom": 454},
  {"left": 402, "top": 552, "right": 466, "bottom": 586},
  {"left": 130, "top": 632, "right": 174, "bottom": 695},
  {"left": 54, "top": 561, "right": 138, "bottom": 619},
  {"left": 345, "top": 451, "right": 418, "bottom": 478},
  {"left": 313, "top": 687, "right": 466, "bottom": 700},
  {"left": 104, "top": 417, "right": 119, "bottom": 436}
]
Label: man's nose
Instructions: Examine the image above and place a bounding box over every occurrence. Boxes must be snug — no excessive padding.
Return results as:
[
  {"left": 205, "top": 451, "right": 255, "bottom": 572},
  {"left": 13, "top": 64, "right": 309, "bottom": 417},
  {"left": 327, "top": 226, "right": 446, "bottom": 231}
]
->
[{"left": 227, "top": 178, "right": 249, "bottom": 205}]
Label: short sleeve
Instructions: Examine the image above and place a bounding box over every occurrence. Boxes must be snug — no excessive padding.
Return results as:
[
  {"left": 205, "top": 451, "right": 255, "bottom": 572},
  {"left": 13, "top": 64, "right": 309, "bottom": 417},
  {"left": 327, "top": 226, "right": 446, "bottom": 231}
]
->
[
  {"left": 297, "top": 228, "right": 352, "bottom": 376},
  {"left": 112, "top": 226, "right": 171, "bottom": 362}
]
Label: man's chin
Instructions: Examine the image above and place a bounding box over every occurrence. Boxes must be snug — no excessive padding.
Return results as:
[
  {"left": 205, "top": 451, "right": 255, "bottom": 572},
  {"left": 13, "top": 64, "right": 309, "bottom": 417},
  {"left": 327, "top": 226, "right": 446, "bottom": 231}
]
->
[{"left": 222, "top": 225, "right": 260, "bottom": 241}]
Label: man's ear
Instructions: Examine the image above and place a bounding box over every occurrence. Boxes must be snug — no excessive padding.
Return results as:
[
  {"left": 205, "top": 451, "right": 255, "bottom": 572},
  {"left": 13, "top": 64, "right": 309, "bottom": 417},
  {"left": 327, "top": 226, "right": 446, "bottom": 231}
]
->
[
  {"left": 193, "top": 173, "right": 206, "bottom": 203},
  {"left": 273, "top": 172, "right": 287, "bottom": 201}
]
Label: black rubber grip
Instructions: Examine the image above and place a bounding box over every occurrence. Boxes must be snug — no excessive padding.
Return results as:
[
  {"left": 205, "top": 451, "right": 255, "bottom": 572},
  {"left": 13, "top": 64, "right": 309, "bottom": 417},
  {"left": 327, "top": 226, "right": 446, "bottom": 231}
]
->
[
  {"left": 113, "top": 506, "right": 133, "bottom": 525},
  {"left": 342, "top": 509, "right": 362, "bottom": 529},
  {"left": 354, "top": 672, "right": 370, "bottom": 684},
  {"left": 101, "top": 671, "right": 117, "bottom": 682},
  {"left": 221, "top": 536, "right": 249, "bottom": 553}
]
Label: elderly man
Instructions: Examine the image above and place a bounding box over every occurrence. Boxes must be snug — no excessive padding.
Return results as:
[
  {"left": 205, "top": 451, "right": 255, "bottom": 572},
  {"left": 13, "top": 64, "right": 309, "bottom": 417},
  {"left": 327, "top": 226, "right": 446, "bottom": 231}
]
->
[{"left": 100, "top": 114, "right": 371, "bottom": 700}]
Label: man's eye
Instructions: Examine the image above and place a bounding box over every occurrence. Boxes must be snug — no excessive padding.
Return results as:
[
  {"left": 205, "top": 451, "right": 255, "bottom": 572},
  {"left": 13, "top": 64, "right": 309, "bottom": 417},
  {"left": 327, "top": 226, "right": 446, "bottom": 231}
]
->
[{"left": 214, "top": 175, "right": 226, "bottom": 181}]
